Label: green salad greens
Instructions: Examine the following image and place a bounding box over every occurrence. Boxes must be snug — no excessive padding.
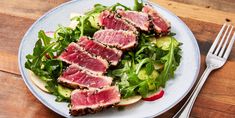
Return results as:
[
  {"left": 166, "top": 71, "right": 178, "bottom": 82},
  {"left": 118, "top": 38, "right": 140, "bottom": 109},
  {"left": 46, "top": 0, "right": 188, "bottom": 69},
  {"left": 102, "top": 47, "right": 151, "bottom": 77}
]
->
[
  {"left": 25, "top": 0, "right": 182, "bottom": 102},
  {"left": 109, "top": 34, "right": 181, "bottom": 98}
]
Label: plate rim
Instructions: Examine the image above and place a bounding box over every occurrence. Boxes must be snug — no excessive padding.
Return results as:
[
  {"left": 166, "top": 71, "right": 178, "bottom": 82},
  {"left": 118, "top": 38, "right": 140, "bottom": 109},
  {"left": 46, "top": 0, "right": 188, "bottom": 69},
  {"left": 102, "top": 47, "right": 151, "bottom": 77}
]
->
[{"left": 18, "top": 0, "right": 201, "bottom": 117}]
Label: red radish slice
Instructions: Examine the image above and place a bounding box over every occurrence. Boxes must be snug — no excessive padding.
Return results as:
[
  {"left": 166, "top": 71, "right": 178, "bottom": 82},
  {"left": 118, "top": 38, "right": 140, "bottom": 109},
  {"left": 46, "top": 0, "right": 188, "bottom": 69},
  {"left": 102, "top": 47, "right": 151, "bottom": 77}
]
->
[
  {"left": 117, "top": 96, "right": 142, "bottom": 106},
  {"left": 45, "top": 53, "right": 58, "bottom": 59},
  {"left": 143, "top": 88, "right": 164, "bottom": 101},
  {"left": 45, "top": 31, "right": 54, "bottom": 38}
]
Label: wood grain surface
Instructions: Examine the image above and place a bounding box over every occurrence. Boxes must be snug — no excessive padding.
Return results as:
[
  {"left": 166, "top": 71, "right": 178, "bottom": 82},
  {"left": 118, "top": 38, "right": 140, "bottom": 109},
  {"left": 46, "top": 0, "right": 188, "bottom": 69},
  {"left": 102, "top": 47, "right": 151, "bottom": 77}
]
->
[
  {"left": 171, "top": 0, "right": 235, "bottom": 13},
  {"left": 0, "top": 0, "right": 234, "bottom": 118}
]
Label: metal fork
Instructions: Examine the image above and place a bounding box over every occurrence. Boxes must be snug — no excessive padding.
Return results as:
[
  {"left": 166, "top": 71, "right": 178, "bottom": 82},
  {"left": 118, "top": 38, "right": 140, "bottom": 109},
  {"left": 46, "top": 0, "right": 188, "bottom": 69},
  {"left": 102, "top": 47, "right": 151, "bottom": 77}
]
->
[{"left": 173, "top": 23, "right": 235, "bottom": 118}]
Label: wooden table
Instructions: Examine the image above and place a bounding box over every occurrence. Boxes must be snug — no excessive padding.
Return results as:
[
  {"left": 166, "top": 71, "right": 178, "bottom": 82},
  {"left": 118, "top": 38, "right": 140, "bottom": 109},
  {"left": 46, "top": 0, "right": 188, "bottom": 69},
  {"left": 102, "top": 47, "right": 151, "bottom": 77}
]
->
[{"left": 0, "top": 0, "right": 234, "bottom": 117}]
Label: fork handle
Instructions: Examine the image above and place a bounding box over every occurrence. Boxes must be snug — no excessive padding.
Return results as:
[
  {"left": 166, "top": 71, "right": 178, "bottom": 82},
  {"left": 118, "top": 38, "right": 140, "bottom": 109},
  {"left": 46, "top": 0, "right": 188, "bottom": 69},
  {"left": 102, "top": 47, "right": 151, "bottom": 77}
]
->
[{"left": 173, "top": 67, "right": 213, "bottom": 118}]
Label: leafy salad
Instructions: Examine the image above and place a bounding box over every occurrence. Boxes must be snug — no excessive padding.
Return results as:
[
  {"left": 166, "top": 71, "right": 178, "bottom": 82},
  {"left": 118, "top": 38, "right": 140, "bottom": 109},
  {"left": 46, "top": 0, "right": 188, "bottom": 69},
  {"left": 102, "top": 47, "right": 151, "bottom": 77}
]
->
[{"left": 25, "top": 0, "right": 181, "bottom": 103}]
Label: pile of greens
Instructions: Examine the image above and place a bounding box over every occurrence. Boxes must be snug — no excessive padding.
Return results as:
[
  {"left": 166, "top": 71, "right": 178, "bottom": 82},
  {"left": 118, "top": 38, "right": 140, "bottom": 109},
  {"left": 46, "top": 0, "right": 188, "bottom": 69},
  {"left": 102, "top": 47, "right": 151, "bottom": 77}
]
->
[
  {"left": 25, "top": 0, "right": 182, "bottom": 102},
  {"left": 109, "top": 34, "right": 181, "bottom": 98}
]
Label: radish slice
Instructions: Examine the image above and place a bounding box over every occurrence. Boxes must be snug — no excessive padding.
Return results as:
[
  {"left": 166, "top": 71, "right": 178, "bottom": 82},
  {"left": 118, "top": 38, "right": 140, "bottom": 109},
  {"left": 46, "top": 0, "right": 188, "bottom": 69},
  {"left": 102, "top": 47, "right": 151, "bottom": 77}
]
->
[
  {"left": 29, "top": 70, "right": 49, "bottom": 93},
  {"left": 45, "top": 31, "right": 54, "bottom": 38},
  {"left": 143, "top": 88, "right": 164, "bottom": 101},
  {"left": 117, "top": 96, "right": 142, "bottom": 106}
]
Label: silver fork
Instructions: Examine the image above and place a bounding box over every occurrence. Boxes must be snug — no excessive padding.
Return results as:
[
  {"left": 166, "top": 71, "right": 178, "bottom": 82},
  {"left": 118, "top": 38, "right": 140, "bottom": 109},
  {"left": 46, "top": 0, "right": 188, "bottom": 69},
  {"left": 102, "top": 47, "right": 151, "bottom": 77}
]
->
[{"left": 173, "top": 23, "right": 235, "bottom": 118}]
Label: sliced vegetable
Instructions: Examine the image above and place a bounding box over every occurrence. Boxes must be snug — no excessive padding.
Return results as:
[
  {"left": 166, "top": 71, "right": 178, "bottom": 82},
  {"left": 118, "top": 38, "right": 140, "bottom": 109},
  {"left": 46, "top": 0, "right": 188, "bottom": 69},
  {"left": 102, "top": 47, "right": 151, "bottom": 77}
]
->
[
  {"left": 29, "top": 71, "right": 49, "bottom": 93},
  {"left": 154, "top": 63, "right": 164, "bottom": 70},
  {"left": 137, "top": 68, "right": 159, "bottom": 80},
  {"left": 150, "top": 70, "right": 159, "bottom": 79},
  {"left": 152, "top": 36, "right": 179, "bottom": 50},
  {"left": 137, "top": 69, "right": 148, "bottom": 80},
  {"left": 143, "top": 88, "right": 164, "bottom": 101},
  {"left": 88, "top": 13, "right": 100, "bottom": 29},
  {"left": 117, "top": 95, "right": 142, "bottom": 106},
  {"left": 57, "top": 85, "right": 72, "bottom": 99}
]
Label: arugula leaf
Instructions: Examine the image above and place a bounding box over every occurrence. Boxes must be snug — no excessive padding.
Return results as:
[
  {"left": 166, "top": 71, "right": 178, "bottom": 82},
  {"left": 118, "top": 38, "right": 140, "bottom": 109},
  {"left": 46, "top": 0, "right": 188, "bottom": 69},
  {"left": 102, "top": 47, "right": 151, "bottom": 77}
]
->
[
  {"left": 25, "top": 29, "right": 73, "bottom": 101},
  {"left": 53, "top": 25, "right": 80, "bottom": 54},
  {"left": 38, "top": 30, "right": 51, "bottom": 46},
  {"left": 44, "top": 59, "right": 63, "bottom": 79},
  {"left": 169, "top": 32, "right": 176, "bottom": 36},
  {"left": 157, "top": 37, "right": 179, "bottom": 86},
  {"left": 127, "top": 73, "right": 141, "bottom": 85},
  {"left": 145, "top": 62, "right": 154, "bottom": 75},
  {"left": 121, "top": 85, "right": 137, "bottom": 98},
  {"left": 26, "top": 31, "right": 57, "bottom": 72},
  {"left": 133, "top": 0, "right": 144, "bottom": 11},
  {"left": 135, "top": 58, "right": 151, "bottom": 74},
  {"left": 76, "top": 4, "right": 107, "bottom": 37},
  {"left": 45, "top": 80, "right": 58, "bottom": 94},
  {"left": 174, "top": 47, "right": 182, "bottom": 65},
  {"left": 120, "top": 74, "right": 155, "bottom": 98},
  {"left": 138, "top": 81, "right": 149, "bottom": 97}
]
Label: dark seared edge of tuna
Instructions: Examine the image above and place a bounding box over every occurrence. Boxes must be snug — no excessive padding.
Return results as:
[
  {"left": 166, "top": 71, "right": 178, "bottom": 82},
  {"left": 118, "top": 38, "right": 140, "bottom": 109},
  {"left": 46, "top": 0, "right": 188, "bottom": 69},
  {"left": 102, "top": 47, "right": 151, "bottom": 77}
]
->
[
  {"left": 99, "top": 10, "right": 137, "bottom": 32},
  {"left": 117, "top": 9, "right": 150, "bottom": 31},
  {"left": 77, "top": 36, "right": 123, "bottom": 66},
  {"left": 142, "top": 4, "right": 171, "bottom": 36},
  {"left": 70, "top": 86, "right": 120, "bottom": 116},
  {"left": 58, "top": 64, "right": 112, "bottom": 89},
  {"left": 93, "top": 29, "right": 137, "bottom": 50},
  {"left": 70, "top": 103, "right": 116, "bottom": 116},
  {"left": 58, "top": 42, "right": 109, "bottom": 74}
]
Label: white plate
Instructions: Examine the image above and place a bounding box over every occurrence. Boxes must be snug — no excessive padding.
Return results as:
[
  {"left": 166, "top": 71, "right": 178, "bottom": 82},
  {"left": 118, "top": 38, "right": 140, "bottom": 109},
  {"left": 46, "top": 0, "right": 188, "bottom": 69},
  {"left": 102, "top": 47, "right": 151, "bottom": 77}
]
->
[{"left": 18, "top": 0, "right": 200, "bottom": 117}]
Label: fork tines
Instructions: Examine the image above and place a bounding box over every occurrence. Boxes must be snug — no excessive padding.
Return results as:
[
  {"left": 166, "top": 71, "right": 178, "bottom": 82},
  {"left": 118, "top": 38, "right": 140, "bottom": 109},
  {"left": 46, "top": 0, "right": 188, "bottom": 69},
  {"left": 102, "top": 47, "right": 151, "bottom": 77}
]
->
[{"left": 209, "top": 23, "right": 235, "bottom": 59}]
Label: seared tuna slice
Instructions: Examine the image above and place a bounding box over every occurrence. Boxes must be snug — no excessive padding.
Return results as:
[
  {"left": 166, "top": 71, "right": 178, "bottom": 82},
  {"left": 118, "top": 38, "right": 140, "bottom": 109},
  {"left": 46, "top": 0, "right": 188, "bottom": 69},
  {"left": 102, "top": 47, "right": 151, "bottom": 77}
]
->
[
  {"left": 117, "top": 10, "right": 150, "bottom": 31},
  {"left": 93, "top": 29, "right": 137, "bottom": 50},
  {"left": 142, "top": 5, "right": 170, "bottom": 35},
  {"left": 58, "top": 43, "right": 108, "bottom": 74},
  {"left": 58, "top": 64, "right": 112, "bottom": 89},
  {"left": 78, "top": 36, "right": 122, "bottom": 66},
  {"left": 70, "top": 86, "right": 120, "bottom": 116},
  {"left": 99, "top": 10, "right": 136, "bottom": 31}
]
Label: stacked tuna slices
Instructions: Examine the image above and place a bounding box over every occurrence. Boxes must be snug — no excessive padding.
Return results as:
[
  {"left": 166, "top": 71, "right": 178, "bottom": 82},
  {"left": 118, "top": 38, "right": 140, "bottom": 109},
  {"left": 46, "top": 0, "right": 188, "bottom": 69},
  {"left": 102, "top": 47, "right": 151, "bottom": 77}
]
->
[{"left": 57, "top": 4, "right": 170, "bottom": 116}]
